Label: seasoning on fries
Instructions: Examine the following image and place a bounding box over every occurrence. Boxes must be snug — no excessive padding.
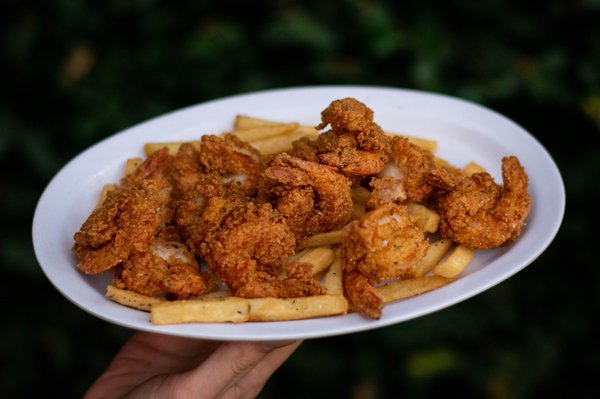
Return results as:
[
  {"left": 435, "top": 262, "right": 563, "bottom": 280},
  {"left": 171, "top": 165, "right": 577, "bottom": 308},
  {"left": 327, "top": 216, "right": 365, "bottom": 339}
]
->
[{"left": 72, "top": 97, "right": 531, "bottom": 323}]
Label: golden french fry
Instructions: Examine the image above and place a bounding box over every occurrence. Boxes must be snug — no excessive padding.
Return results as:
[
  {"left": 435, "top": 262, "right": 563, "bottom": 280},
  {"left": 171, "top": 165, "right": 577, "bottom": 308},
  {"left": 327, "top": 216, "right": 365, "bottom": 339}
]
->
[
  {"left": 247, "top": 295, "right": 348, "bottom": 322},
  {"left": 287, "top": 248, "right": 312, "bottom": 265},
  {"left": 297, "top": 246, "right": 336, "bottom": 276},
  {"left": 414, "top": 238, "right": 453, "bottom": 277},
  {"left": 250, "top": 126, "right": 318, "bottom": 155},
  {"left": 352, "top": 201, "right": 366, "bottom": 220},
  {"left": 106, "top": 284, "right": 165, "bottom": 312},
  {"left": 431, "top": 245, "right": 475, "bottom": 279},
  {"left": 96, "top": 184, "right": 117, "bottom": 208},
  {"left": 144, "top": 140, "right": 201, "bottom": 156},
  {"left": 298, "top": 229, "right": 346, "bottom": 249},
  {"left": 125, "top": 157, "right": 143, "bottom": 176},
  {"left": 376, "top": 275, "right": 451, "bottom": 303},
  {"left": 406, "top": 136, "right": 438, "bottom": 153},
  {"left": 234, "top": 115, "right": 287, "bottom": 130},
  {"left": 190, "top": 289, "right": 233, "bottom": 300},
  {"left": 230, "top": 123, "right": 299, "bottom": 142},
  {"left": 406, "top": 202, "right": 441, "bottom": 233},
  {"left": 151, "top": 297, "right": 250, "bottom": 324},
  {"left": 463, "top": 161, "right": 488, "bottom": 176},
  {"left": 434, "top": 157, "right": 454, "bottom": 169},
  {"left": 323, "top": 251, "right": 343, "bottom": 295},
  {"left": 351, "top": 185, "right": 372, "bottom": 206},
  {"left": 294, "top": 125, "right": 320, "bottom": 136}
]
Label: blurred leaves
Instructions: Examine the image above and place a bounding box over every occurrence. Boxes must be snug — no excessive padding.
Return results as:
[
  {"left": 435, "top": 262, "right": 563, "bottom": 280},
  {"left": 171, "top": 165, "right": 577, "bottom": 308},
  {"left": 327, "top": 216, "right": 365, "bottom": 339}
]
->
[
  {"left": 405, "top": 347, "right": 458, "bottom": 379},
  {"left": 583, "top": 94, "right": 600, "bottom": 130},
  {"left": 2, "top": 0, "right": 600, "bottom": 397}
]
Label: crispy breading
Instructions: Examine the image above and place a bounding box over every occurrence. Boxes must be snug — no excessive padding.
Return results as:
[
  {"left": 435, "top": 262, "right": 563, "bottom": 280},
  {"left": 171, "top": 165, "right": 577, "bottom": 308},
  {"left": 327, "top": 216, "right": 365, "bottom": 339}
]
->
[
  {"left": 73, "top": 150, "right": 174, "bottom": 275},
  {"left": 260, "top": 153, "right": 354, "bottom": 240},
  {"left": 201, "top": 201, "right": 323, "bottom": 298},
  {"left": 436, "top": 156, "right": 531, "bottom": 249},
  {"left": 342, "top": 203, "right": 429, "bottom": 319}
]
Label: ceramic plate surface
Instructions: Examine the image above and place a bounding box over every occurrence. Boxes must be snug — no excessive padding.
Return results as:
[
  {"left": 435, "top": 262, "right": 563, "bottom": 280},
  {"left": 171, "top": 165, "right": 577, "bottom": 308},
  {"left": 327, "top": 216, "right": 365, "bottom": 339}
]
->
[{"left": 32, "top": 86, "right": 565, "bottom": 340}]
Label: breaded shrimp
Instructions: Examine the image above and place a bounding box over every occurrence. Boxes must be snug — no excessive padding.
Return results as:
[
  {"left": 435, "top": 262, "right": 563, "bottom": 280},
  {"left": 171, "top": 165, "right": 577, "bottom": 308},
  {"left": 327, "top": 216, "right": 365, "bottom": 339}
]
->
[
  {"left": 121, "top": 147, "right": 172, "bottom": 188},
  {"left": 342, "top": 203, "right": 429, "bottom": 319},
  {"left": 166, "top": 142, "right": 204, "bottom": 199},
  {"left": 260, "top": 153, "right": 354, "bottom": 240},
  {"left": 309, "top": 98, "right": 392, "bottom": 177},
  {"left": 199, "top": 134, "right": 264, "bottom": 197},
  {"left": 379, "top": 136, "right": 455, "bottom": 204},
  {"left": 73, "top": 149, "right": 174, "bottom": 275},
  {"left": 202, "top": 201, "right": 323, "bottom": 298},
  {"left": 317, "top": 97, "right": 374, "bottom": 133},
  {"left": 115, "top": 239, "right": 208, "bottom": 299},
  {"left": 167, "top": 143, "right": 230, "bottom": 255},
  {"left": 437, "top": 156, "right": 531, "bottom": 249}
]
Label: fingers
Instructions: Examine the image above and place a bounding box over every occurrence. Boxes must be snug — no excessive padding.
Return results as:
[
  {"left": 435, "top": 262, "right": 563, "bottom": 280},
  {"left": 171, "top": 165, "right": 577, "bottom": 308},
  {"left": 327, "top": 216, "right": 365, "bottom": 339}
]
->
[
  {"left": 221, "top": 341, "right": 303, "bottom": 399},
  {"left": 87, "top": 335, "right": 301, "bottom": 399},
  {"left": 84, "top": 332, "right": 221, "bottom": 399},
  {"left": 172, "top": 340, "right": 302, "bottom": 399}
]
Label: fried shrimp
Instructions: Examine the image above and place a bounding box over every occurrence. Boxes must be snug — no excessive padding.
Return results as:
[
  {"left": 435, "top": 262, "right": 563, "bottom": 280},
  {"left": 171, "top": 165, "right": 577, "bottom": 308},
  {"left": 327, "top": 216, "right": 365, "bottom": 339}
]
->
[
  {"left": 373, "top": 136, "right": 455, "bottom": 205},
  {"left": 260, "top": 153, "right": 354, "bottom": 240},
  {"left": 202, "top": 201, "right": 323, "bottom": 298},
  {"left": 167, "top": 144, "right": 229, "bottom": 256},
  {"left": 73, "top": 149, "right": 174, "bottom": 275},
  {"left": 342, "top": 203, "right": 429, "bottom": 319},
  {"left": 437, "top": 156, "right": 531, "bottom": 249},
  {"left": 199, "top": 134, "right": 264, "bottom": 197},
  {"left": 292, "top": 97, "right": 392, "bottom": 177},
  {"left": 317, "top": 97, "right": 375, "bottom": 133},
  {"left": 115, "top": 239, "right": 208, "bottom": 299}
]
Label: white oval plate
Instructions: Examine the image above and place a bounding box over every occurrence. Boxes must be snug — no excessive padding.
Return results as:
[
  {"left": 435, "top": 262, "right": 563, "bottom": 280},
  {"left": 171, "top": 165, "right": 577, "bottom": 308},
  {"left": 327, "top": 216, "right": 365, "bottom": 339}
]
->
[{"left": 32, "top": 86, "right": 565, "bottom": 341}]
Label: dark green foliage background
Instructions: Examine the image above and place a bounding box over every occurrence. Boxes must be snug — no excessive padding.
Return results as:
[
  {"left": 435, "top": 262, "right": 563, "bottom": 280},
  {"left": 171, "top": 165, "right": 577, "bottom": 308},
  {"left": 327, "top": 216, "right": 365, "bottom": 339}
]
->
[{"left": 2, "top": 1, "right": 599, "bottom": 397}]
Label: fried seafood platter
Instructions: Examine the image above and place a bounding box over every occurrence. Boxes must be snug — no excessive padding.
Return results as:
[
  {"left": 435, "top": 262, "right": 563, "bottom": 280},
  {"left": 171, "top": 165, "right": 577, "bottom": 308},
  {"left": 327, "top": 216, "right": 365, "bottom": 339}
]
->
[{"left": 71, "top": 97, "right": 531, "bottom": 324}]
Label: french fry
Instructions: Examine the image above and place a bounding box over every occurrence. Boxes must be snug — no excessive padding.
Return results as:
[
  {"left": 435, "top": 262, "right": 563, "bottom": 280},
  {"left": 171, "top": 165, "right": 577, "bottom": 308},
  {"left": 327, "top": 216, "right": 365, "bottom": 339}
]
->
[
  {"left": 151, "top": 297, "right": 250, "bottom": 324},
  {"left": 191, "top": 289, "right": 233, "bottom": 300},
  {"left": 414, "top": 238, "right": 453, "bottom": 277},
  {"left": 431, "top": 245, "right": 475, "bottom": 279},
  {"left": 249, "top": 126, "right": 318, "bottom": 155},
  {"left": 144, "top": 140, "right": 201, "bottom": 156},
  {"left": 405, "top": 136, "right": 438, "bottom": 153},
  {"left": 376, "top": 275, "right": 451, "bottom": 303},
  {"left": 323, "top": 251, "right": 343, "bottom": 295},
  {"left": 235, "top": 114, "right": 319, "bottom": 134},
  {"left": 124, "top": 157, "right": 143, "bottom": 176},
  {"left": 351, "top": 185, "right": 372, "bottom": 206},
  {"left": 463, "top": 161, "right": 487, "bottom": 176},
  {"left": 106, "top": 285, "right": 165, "bottom": 311},
  {"left": 96, "top": 184, "right": 117, "bottom": 208},
  {"left": 352, "top": 201, "right": 366, "bottom": 220},
  {"left": 298, "top": 229, "right": 345, "bottom": 249},
  {"left": 247, "top": 295, "right": 348, "bottom": 322},
  {"left": 407, "top": 202, "right": 441, "bottom": 233},
  {"left": 230, "top": 123, "right": 299, "bottom": 142},
  {"left": 234, "top": 115, "right": 287, "bottom": 130},
  {"left": 434, "top": 157, "right": 454, "bottom": 169},
  {"left": 296, "top": 246, "right": 336, "bottom": 276},
  {"left": 287, "top": 247, "right": 312, "bottom": 265}
]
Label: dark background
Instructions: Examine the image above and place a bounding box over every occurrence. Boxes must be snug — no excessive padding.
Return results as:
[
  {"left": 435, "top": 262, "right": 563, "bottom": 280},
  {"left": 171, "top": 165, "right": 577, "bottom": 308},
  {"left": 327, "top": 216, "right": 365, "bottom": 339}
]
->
[{"left": 3, "top": 1, "right": 599, "bottom": 397}]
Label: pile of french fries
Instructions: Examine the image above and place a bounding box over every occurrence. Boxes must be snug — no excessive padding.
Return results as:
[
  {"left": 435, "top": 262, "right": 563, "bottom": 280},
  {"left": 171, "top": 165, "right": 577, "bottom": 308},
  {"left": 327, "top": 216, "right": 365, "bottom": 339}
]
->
[{"left": 101, "top": 114, "right": 479, "bottom": 324}]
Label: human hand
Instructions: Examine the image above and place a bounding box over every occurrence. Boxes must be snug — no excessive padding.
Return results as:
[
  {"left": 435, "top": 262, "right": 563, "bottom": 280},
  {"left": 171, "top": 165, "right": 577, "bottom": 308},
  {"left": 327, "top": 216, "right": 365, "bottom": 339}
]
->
[{"left": 84, "top": 331, "right": 301, "bottom": 399}]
